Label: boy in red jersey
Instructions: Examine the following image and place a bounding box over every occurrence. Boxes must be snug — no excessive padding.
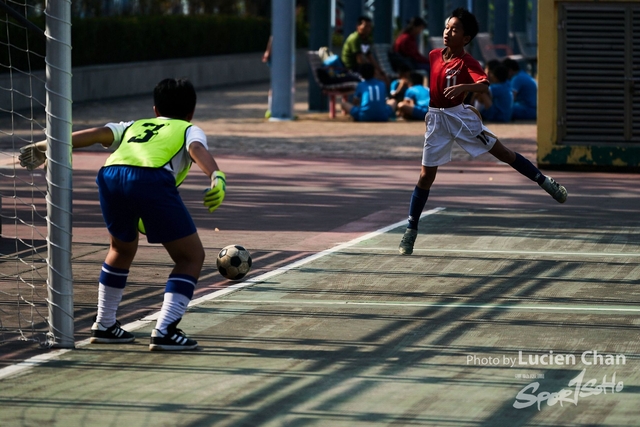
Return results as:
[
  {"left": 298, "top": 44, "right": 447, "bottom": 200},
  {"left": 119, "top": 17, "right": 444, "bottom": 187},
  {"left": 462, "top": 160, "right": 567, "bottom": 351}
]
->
[{"left": 398, "top": 8, "right": 567, "bottom": 255}]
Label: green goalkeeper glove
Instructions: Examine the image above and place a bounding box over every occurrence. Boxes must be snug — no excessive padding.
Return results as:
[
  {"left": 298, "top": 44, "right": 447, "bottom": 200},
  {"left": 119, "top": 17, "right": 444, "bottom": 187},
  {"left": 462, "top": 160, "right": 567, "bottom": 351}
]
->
[
  {"left": 203, "top": 171, "right": 226, "bottom": 213},
  {"left": 19, "top": 141, "right": 47, "bottom": 171}
]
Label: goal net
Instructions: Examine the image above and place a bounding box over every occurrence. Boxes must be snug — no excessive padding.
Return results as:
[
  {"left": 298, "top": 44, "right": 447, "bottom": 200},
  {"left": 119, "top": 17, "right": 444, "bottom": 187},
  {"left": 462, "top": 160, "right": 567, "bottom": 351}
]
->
[{"left": 0, "top": 0, "right": 73, "bottom": 349}]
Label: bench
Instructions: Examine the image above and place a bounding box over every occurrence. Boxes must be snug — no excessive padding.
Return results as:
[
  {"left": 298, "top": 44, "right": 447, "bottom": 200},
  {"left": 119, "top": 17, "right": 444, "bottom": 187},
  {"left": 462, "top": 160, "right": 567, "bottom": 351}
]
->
[
  {"left": 372, "top": 43, "right": 399, "bottom": 80},
  {"left": 307, "top": 51, "right": 360, "bottom": 118},
  {"left": 514, "top": 32, "right": 537, "bottom": 76},
  {"left": 374, "top": 43, "right": 429, "bottom": 80},
  {"left": 474, "top": 32, "right": 523, "bottom": 66}
]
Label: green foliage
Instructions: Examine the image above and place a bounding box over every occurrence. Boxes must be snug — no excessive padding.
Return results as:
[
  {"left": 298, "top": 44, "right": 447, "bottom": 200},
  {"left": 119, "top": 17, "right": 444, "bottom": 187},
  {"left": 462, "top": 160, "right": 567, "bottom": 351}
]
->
[
  {"left": 0, "top": 16, "right": 47, "bottom": 74},
  {"left": 295, "top": 6, "right": 309, "bottom": 49},
  {"left": 1, "top": 13, "right": 315, "bottom": 72},
  {"left": 72, "top": 14, "right": 271, "bottom": 67},
  {"left": 331, "top": 32, "right": 343, "bottom": 49}
]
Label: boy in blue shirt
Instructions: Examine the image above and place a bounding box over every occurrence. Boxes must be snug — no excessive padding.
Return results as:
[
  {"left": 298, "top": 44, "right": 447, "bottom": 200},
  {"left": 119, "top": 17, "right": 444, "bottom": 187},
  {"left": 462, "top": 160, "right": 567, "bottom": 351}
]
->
[
  {"left": 388, "top": 63, "right": 412, "bottom": 102},
  {"left": 474, "top": 63, "right": 513, "bottom": 122},
  {"left": 394, "top": 72, "right": 431, "bottom": 121},
  {"left": 503, "top": 58, "right": 537, "bottom": 120},
  {"left": 342, "top": 63, "right": 393, "bottom": 122}
]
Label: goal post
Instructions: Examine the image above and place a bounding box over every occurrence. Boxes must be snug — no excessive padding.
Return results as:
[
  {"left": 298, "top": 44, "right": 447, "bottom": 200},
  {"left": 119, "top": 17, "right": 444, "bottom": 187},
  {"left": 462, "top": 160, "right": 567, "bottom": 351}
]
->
[{"left": 44, "top": 0, "right": 73, "bottom": 348}]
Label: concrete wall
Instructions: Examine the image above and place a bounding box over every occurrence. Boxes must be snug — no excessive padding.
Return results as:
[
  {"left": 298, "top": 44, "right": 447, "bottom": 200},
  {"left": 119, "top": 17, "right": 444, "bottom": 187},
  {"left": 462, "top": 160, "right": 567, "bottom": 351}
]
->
[{"left": 1, "top": 49, "right": 308, "bottom": 112}]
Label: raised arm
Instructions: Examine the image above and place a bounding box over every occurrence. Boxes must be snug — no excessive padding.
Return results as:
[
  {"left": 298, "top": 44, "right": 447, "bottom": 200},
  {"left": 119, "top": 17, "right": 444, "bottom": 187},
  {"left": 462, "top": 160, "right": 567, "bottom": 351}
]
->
[{"left": 71, "top": 126, "right": 116, "bottom": 149}]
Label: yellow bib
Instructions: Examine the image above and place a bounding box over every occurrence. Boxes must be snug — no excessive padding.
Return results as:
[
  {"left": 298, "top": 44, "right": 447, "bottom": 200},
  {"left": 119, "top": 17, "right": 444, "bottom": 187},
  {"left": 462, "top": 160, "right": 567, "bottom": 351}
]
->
[{"left": 104, "top": 118, "right": 192, "bottom": 185}]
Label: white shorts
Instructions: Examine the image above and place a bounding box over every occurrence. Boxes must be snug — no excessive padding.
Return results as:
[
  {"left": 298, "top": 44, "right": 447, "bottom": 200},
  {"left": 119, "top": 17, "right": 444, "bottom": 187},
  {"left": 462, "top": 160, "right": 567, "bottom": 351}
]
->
[{"left": 422, "top": 104, "right": 498, "bottom": 167}]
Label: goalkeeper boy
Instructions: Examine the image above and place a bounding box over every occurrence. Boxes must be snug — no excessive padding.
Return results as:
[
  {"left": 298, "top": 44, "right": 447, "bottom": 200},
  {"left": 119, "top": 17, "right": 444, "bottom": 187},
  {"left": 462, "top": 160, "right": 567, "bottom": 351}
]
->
[{"left": 19, "top": 78, "right": 225, "bottom": 351}]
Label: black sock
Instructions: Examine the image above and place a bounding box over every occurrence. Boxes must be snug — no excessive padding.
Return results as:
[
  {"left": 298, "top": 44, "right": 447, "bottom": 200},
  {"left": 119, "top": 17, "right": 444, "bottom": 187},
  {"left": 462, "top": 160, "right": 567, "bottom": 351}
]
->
[
  {"left": 407, "top": 186, "right": 430, "bottom": 230},
  {"left": 510, "top": 152, "right": 546, "bottom": 184}
]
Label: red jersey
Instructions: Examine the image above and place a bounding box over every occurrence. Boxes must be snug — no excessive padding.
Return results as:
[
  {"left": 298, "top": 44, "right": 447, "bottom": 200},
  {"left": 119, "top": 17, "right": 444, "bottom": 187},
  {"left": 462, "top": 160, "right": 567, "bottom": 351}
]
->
[
  {"left": 393, "top": 33, "right": 429, "bottom": 64},
  {"left": 429, "top": 48, "right": 488, "bottom": 108}
]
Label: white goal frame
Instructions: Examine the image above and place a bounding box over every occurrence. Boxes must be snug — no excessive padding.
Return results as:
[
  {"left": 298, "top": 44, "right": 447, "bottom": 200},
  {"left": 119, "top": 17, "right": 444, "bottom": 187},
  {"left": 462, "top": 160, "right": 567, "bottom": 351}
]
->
[{"left": 44, "top": 0, "right": 73, "bottom": 348}]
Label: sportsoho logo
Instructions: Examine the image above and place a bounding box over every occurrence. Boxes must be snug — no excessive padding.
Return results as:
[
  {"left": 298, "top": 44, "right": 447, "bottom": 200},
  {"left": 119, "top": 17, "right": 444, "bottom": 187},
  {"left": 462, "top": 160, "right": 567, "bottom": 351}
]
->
[
  {"left": 513, "top": 368, "right": 623, "bottom": 411},
  {"left": 466, "top": 350, "right": 626, "bottom": 410}
]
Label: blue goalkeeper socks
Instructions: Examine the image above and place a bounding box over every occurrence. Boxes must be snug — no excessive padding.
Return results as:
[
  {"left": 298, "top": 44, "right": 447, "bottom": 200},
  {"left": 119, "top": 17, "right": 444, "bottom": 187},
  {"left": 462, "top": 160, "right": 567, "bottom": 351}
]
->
[
  {"left": 407, "top": 186, "right": 430, "bottom": 230},
  {"left": 510, "top": 153, "right": 546, "bottom": 184}
]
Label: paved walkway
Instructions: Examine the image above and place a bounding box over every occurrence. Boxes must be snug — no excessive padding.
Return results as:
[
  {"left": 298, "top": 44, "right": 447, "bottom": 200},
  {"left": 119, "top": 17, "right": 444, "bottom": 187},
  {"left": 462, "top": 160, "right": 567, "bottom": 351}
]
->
[{"left": 1, "top": 80, "right": 639, "bottom": 426}]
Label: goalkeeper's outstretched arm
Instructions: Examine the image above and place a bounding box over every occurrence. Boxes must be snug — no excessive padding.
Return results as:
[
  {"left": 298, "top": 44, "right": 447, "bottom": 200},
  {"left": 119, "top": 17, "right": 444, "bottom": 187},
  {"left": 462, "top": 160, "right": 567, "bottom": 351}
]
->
[
  {"left": 70, "top": 127, "right": 116, "bottom": 149},
  {"left": 19, "top": 126, "right": 116, "bottom": 170}
]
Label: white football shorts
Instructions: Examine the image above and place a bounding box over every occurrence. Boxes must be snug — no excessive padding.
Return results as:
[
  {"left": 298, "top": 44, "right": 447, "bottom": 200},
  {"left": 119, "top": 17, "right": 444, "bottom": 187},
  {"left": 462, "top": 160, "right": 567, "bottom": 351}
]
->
[{"left": 422, "top": 104, "right": 498, "bottom": 167}]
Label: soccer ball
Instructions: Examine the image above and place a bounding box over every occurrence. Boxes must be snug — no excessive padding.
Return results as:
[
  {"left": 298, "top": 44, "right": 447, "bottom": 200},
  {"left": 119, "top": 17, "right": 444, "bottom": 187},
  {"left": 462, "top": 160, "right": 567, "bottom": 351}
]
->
[{"left": 216, "top": 245, "right": 252, "bottom": 280}]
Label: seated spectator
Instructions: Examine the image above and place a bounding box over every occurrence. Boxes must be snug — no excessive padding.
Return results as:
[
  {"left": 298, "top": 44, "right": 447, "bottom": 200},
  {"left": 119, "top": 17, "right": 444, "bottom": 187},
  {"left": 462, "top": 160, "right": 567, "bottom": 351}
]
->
[
  {"left": 473, "top": 62, "right": 513, "bottom": 123},
  {"left": 393, "top": 16, "right": 429, "bottom": 72},
  {"left": 391, "top": 72, "right": 430, "bottom": 121},
  {"left": 387, "top": 63, "right": 412, "bottom": 103},
  {"left": 341, "top": 63, "right": 393, "bottom": 122},
  {"left": 315, "top": 52, "right": 362, "bottom": 85},
  {"left": 484, "top": 59, "right": 501, "bottom": 75},
  {"left": 341, "top": 15, "right": 388, "bottom": 84},
  {"left": 503, "top": 58, "right": 537, "bottom": 120}
]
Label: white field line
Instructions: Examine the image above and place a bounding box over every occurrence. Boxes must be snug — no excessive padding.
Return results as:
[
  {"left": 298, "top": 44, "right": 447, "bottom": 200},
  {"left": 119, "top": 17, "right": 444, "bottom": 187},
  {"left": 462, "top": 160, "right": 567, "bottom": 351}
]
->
[
  {"left": 351, "top": 248, "right": 640, "bottom": 258},
  {"left": 187, "top": 208, "right": 445, "bottom": 307},
  {"left": 0, "top": 208, "right": 444, "bottom": 380},
  {"left": 216, "top": 299, "right": 640, "bottom": 313}
]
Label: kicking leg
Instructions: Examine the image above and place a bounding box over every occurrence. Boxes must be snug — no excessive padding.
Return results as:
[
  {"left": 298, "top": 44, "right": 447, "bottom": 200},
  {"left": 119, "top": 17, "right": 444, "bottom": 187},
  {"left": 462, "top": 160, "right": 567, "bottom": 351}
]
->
[
  {"left": 489, "top": 140, "right": 567, "bottom": 203},
  {"left": 399, "top": 166, "right": 438, "bottom": 255}
]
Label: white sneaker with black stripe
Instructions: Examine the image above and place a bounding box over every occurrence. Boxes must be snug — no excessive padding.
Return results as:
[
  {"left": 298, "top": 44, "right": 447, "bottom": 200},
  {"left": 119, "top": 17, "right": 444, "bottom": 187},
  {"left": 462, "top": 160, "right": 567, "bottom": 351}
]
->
[
  {"left": 149, "top": 319, "right": 198, "bottom": 351},
  {"left": 90, "top": 320, "right": 135, "bottom": 344}
]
